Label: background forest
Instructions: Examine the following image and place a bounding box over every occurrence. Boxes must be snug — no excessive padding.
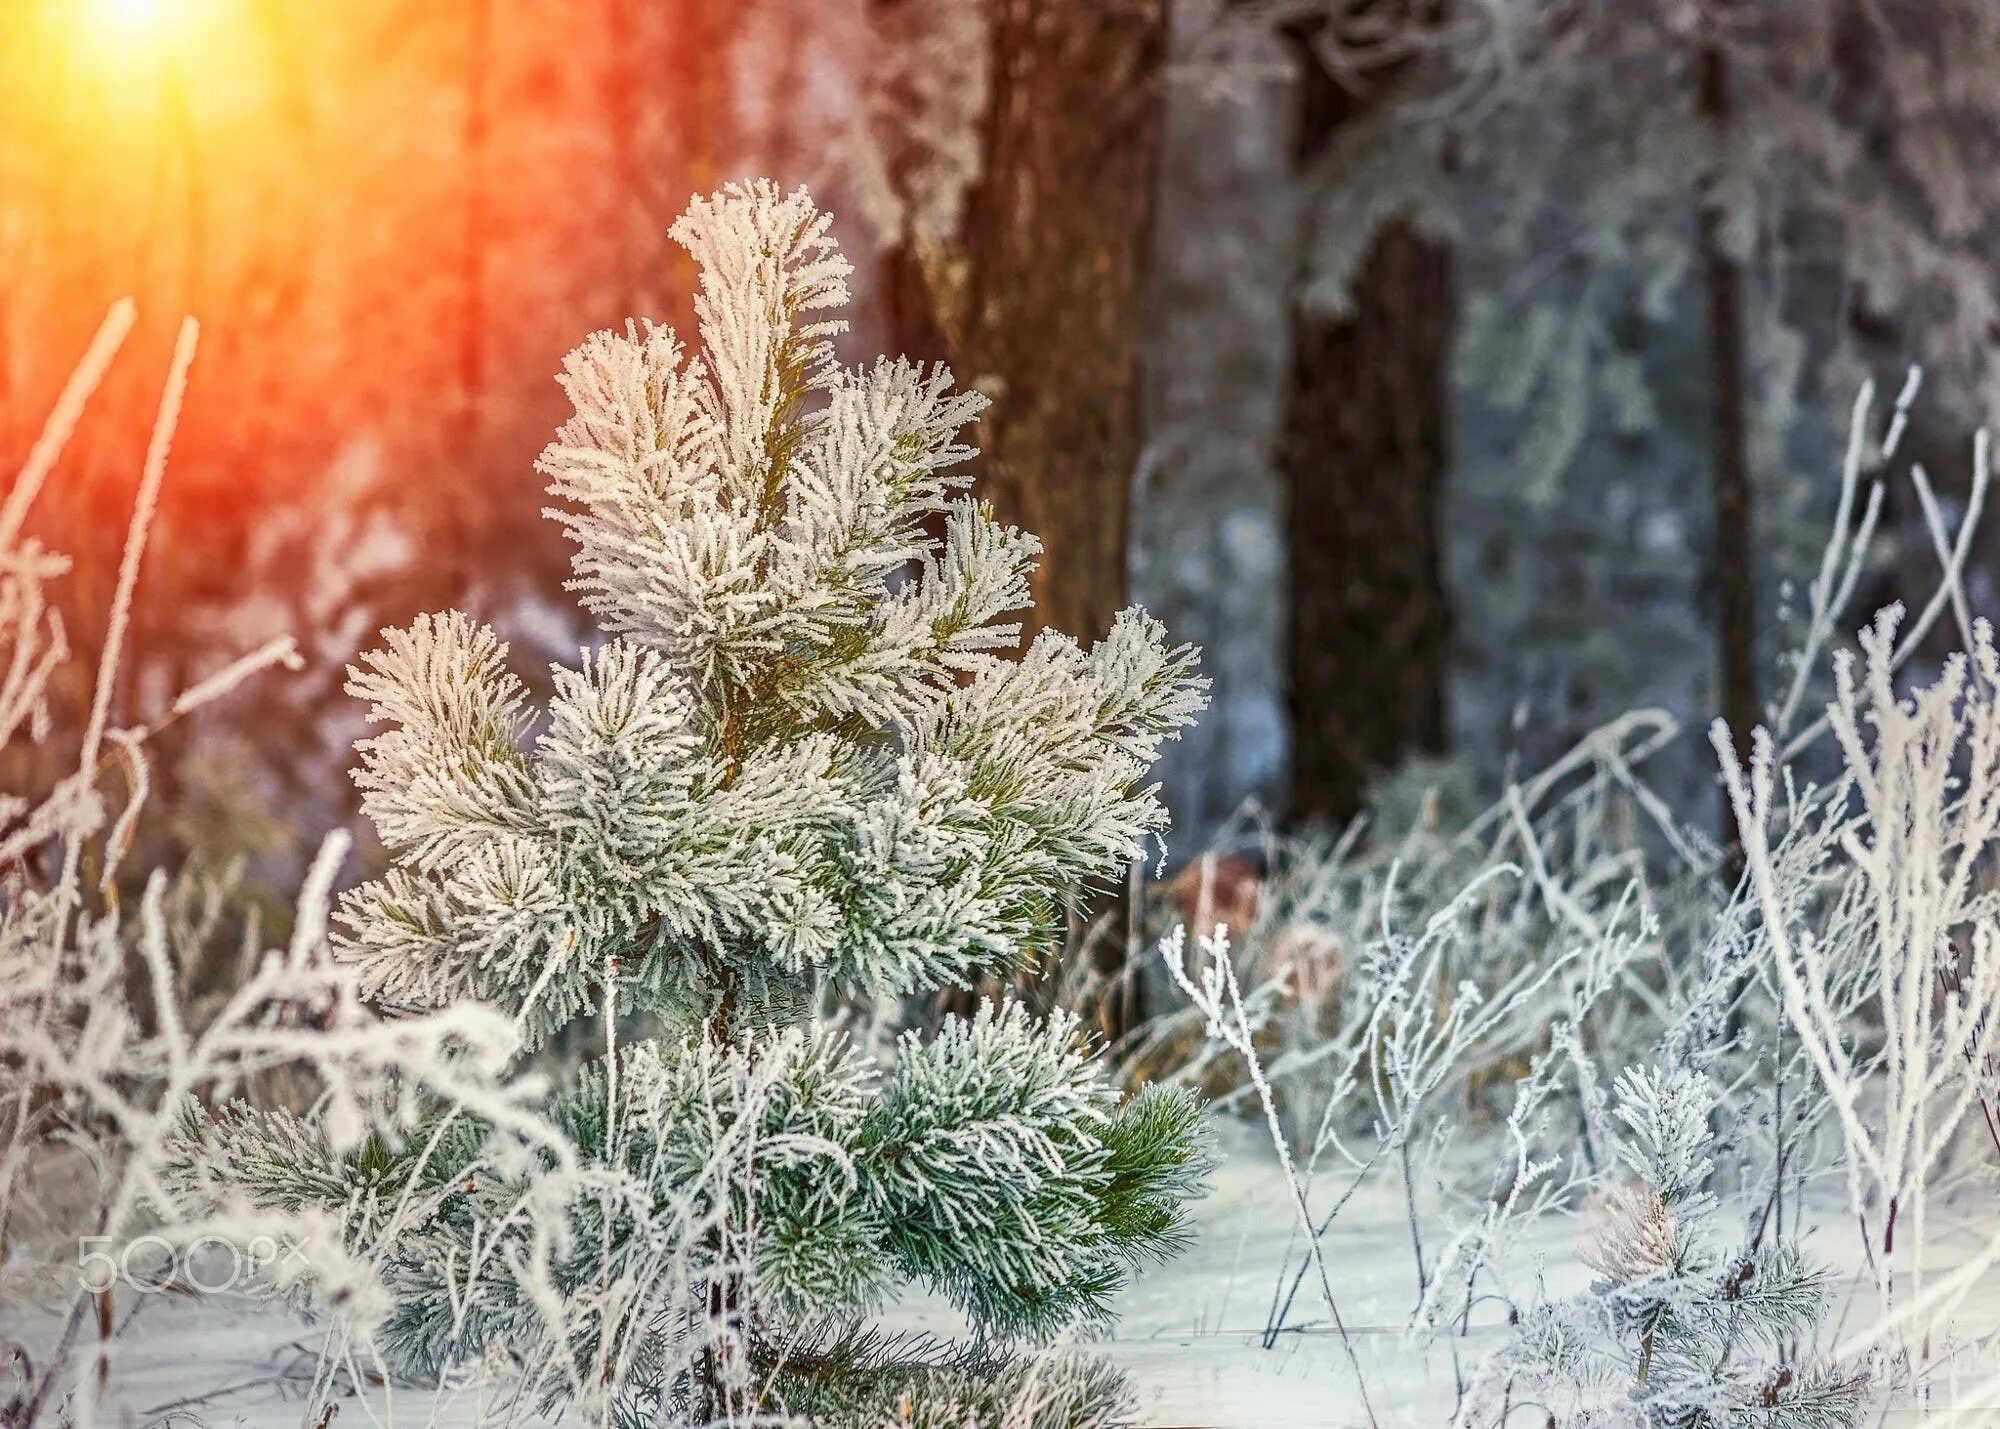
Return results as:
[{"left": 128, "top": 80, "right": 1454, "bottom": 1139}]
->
[
  {"left": 12, "top": 0, "right": 1998, "bottom": 881},
  {"left": 9, "top": 2, "right": 2000, "bottom": 1427}
]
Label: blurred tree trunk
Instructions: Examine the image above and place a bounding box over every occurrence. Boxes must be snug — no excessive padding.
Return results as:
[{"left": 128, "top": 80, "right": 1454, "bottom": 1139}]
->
[
  {"left": 1697, "top": 42, "right": 1758, "bottom": 796},
  {"left": 603, "top": 0, "right": 727, "bottom": 337},
  {"left": 883, "top": 0, "right": 1169, "bottom": 646},
  {"left": 879, "top": 237, "right": 954, "bottom": 373},
  {"left": 441, "top": 0, "right": 490, "bottom": 609},
  {"left": 1280, "top": 22, "right": 1453, "bottom": 828},
  {"left": 874, "top": 0, "right": 1170, "bottom": 1037},
  {"left": 457, "top": 0, "right": 489, "bottom": 452}
]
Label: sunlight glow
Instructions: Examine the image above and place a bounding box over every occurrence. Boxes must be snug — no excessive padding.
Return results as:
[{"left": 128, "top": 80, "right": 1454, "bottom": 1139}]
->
[
  {"left": 86, "top": 0, "right": 173, "bottom": 39},
  {"left": 63, "top": 0, "right": 197, "bottom": 85},
  {"left": 46, "top": 0, "right": 260, "bottom": 132}
]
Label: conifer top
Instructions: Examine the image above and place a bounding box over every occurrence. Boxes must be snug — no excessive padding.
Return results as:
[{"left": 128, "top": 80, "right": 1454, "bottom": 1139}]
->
[{"left": 336, "top": 181, "right": 1206, "bottom": 1045}]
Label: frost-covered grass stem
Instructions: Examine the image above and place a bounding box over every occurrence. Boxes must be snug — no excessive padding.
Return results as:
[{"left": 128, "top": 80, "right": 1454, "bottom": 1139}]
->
[{"left": 1162, "top": 923, "right": 1379, "bottom": 1427}]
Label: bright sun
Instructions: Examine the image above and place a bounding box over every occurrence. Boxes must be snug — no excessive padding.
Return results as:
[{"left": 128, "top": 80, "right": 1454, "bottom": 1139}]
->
[
  {"left": 66, "top": 0, "right": 213, "bottom": 79},
  {"left": 82, "top": 0, "right": 182, "bottom": 44},
  {"left": 43, "top": 0, "right": 262, "bottom": 140}
]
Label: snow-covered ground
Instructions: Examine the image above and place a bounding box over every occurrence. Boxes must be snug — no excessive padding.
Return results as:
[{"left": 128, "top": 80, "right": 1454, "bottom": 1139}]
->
[
  {"left": 21, "top": 1119, "right": 2000, "bottom": 1428},
  {"left": 13, "top": 1123, "right": 1453, "bottom": 1428}
]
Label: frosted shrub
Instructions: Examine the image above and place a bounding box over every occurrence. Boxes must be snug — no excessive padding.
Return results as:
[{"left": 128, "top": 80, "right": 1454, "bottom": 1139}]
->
[
  {"left": 1147, "top": 715, "right": 1689, "bottom": 1372},
  {"left": 0, "top": 307, "right": 552, "bottom": 1428},
  {"left": 1719, "top": 603, "right": 2000, "bottom": 1354},
  {"left": 1152, "top": 381, "right": 2000, "bottom": 1424},
  {"left": 1131, "top": 713, "right": 1701, "bottom": 1123},
  {"left": 184, "top": 182, "right": 1211, "bottom": 1424}
]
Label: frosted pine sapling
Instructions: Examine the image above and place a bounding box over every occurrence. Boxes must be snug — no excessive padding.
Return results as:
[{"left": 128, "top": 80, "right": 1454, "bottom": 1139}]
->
[
  {"left": 1490, "top": 1065, "right": 1862, "bottom": 1428},
  {"left": 182, "top": 182, "right": 1211, "bottom": 1422}
]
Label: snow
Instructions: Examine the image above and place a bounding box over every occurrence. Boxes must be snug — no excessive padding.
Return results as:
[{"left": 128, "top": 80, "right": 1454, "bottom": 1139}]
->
[
  {"left": 37, "top": 1116, "right": 2000, "bottom": 1427},
  {"left": 0, "top": 1125, "right": 1558, "bottom": 1427}
]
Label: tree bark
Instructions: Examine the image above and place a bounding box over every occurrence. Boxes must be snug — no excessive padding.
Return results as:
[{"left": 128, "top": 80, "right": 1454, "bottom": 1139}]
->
[
  {"left": 1698, "top": 43, "right": 1759, "bottom": 792},
  {"left": 1280, "top": 25, "right": 1454, "bottom": 828},
  {"left": 897, "top": 0, "right": 1170, "bottom": 646}
]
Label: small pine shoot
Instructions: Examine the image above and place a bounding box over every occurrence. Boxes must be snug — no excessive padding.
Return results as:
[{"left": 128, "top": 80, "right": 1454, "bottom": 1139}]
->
[{"left": 1507, "top": 1065, "right": 1864, "bottom": 1428}]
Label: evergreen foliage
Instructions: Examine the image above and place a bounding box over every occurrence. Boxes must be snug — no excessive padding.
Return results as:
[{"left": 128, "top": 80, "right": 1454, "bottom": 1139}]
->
[
  {"left": 178, "top": 180, "right": 1211, "bottom": 1423},
  {"left": 1501, "top": 1066, "right": 1864, "bottom": 1428},
  {"left": 760, "top": 1330, "right": 1133, "bottom": 1429}
]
